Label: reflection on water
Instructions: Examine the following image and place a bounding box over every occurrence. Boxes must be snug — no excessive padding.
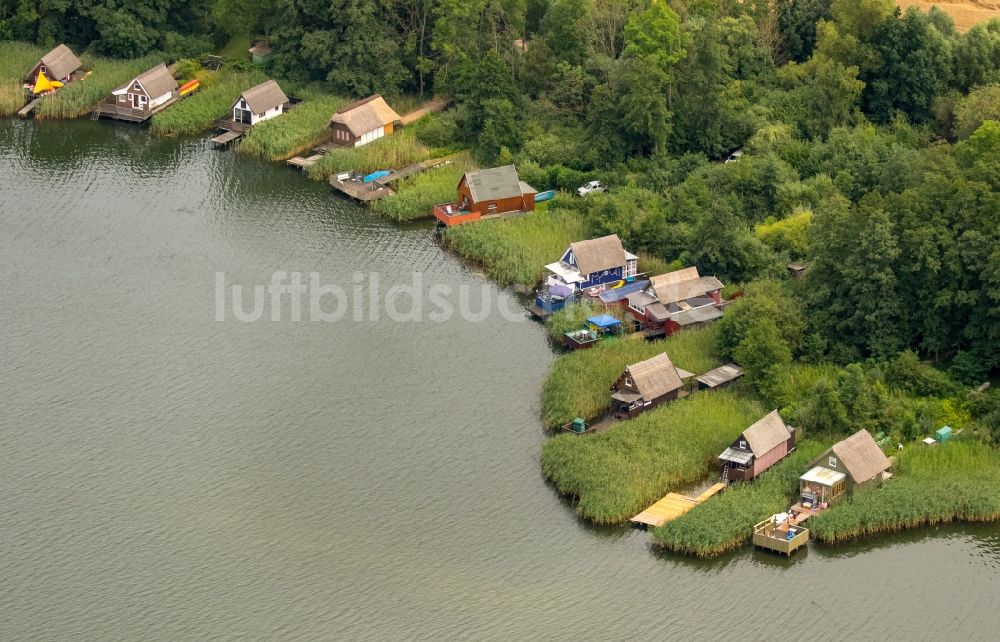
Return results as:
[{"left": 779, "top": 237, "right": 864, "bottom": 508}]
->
[{"left": 1, "top": 119, "right": 997, "bottom": 640}]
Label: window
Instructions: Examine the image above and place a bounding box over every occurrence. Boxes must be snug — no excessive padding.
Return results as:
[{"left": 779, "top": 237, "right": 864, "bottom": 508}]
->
[
  {"left": 629, "top": 301, "right": 643, "bottom": 314},
  {"left": 829, "top": 456, "right": 837, "bottom": 468},
  {"left": 739, "top": 440, "right": 747, "bottom": 450},
  {"left": 625, "top": 377, "right": 633, "bottom": 387},
  {"left": 832, "top": 480, "right": 846, "bottom": 497}
]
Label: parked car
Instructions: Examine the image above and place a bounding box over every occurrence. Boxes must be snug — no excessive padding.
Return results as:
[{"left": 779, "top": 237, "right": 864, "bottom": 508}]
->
[{"left": 577, "top": 180, "right": 605, "bottom": 196}]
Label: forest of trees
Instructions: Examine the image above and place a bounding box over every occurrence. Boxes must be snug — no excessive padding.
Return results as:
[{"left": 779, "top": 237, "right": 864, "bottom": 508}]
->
[{"left": 3, "top": 0, "right": 999, "bottom": 426}]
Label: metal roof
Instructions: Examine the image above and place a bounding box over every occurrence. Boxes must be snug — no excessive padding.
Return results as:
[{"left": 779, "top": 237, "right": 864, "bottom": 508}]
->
[
  {"left": 800, "top": 466, "right": 847, "bottom": 487},
  {"left": 696, "top": 363, "right": 743, "bottom": 387},
  {"left": 600, "top": 280, "right": 650, "bottom": 303},
  {"left": 719, "top": 447, "right": 754, "bottom": 466},
  {"left": 671, "top": 306, "right": 723, "bottom": 326}
]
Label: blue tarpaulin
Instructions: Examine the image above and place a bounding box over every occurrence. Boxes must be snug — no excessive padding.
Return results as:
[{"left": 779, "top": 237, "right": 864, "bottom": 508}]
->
[
  {"left": 587, "top": 314, "right": 621, "bottom": 329},
  {"left": 363, "top": 170, "right": 391, "bottom": 183},
  {"left": 535, "top": 190, "right": 556, "bottom": 202},
  {"left": 598, "top": 279, "right": 650, "bottom": 304}
]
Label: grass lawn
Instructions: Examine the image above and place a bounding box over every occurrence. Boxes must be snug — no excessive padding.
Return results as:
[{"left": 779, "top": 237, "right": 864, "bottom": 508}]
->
[
  {"left": 810, "top": 440, "right": 1000, "bottom": 543},
  {"left": 541, "top": 324, "right": 724, "bottom": 428},
  {"left": 440, "top": 206, "right": 590, "bottom": 287},
  {"left": 0, "top": 41, "right": 45, "bottom": 116},
  {"left": 238, "top": 89, "right": 347, "bottom": 160},
  {"left": 541, "top": 389, "right": 767, "bottom": 524},
  {"left": 652, "top": 440, "right": 828, "bottom": 556},
  {"left": 151, "top": 67, "right": 268, "bottom": 136},
  {"left": 369, "top": 151, "right": 475, "bottom": 222}
]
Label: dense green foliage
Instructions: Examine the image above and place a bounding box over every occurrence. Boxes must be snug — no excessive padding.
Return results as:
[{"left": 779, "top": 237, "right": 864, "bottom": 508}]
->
[
  {"left": 542, "top": 325, "right": 723, "bottom": 428},
  {"left": 151, "top": 68, "right": 268, "bottom": 136},
  {"left": 652, "top": 440, "right": 827, "bottom": 556},
  {"left": 541, "top": 390, "right": 766, "bottom": 524},
  {"left": 810, "top": 441, "right": 1000, "bottom": 542}
]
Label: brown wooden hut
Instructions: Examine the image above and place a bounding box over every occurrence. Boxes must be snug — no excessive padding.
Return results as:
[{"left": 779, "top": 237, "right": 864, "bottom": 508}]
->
[
  {"left": 328, "top": 94, "right": 401, "bottom": 147},
  {"left": 719, "top": 410, "right": 798, "bottom": 482},
  {"left": 25, "top": 44, "right": 83, "bottom": 87},
  {"left": 799, "top": 429, "right": 892, "bottom": 507},
  {"left": 97, "top": 63, "right": 178, "bottom": 121},
  {"left": 610, "top": 352, "right": 686, "bottom": 418}
]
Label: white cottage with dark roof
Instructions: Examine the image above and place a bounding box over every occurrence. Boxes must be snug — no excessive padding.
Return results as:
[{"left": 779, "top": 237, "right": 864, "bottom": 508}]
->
[{"left": 231, "top": 80, "right": 289, "bottom": 127}]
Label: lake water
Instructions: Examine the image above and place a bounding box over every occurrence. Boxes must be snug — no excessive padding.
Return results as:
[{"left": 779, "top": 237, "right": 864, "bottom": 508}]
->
[{"left": 1, "top": 119, "right": 997, "bottom": 641}]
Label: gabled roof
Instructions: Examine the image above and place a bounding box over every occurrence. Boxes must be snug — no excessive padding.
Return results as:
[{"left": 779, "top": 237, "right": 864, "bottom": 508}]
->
[
  {"left": 328, "top": 94, "right": 400, "bottom": 136},
  {"left": 827, "top": 430, "right": 892, "bottom": 484},
  {"left": 649, "top": 267, "right": 724, "bottom": 305},
  {"left": 623, "top": 353, "right": 683, "bottom": 401},
  {"left": 570, "top": 234, "right": 626, "bottom": 275},
  {"left": 238, "top": 79, "right": 288, "bottom": 114},
  {"left": 742, "top": 410, "right": 791, "bottom": 457},
  {"left": 37, "top": 44, "right": 82, "bottom": 80},
  {"left": 462, "top": 165, "right": 524, "bottom": 202},
  {"left": 115, "top": 63, "right": 177, "bottom": 98}
]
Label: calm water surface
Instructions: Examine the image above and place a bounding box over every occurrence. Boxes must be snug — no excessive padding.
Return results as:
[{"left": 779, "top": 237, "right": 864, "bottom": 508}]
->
[{"left": 1, "top": 119, "right": 997, "bottom": 641}]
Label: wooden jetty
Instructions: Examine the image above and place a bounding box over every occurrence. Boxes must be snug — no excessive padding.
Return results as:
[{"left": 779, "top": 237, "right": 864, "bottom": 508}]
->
[
  {"left": 753, "top": 518, "right": 809, "bottom": 556},
  {"left": 328, "top": 175, "right": 396, "bottom": 202},
  {"left": 18, "top": 97, "right": 41, "bottom": 118},
  {"left": 93, "top": 94, "right": 180, "bottom": 123},
  {"left": 399, "top": 97, "right": 451, "bottom": 125},
  {"left": 210, "top": 117, "right": 249, "bottom": 147},
  {"left": 631, "top": 482, "right": 726, "bottom": 528},
  {"left": 210, "top": 129, "right": 243, "bottom": 146}
]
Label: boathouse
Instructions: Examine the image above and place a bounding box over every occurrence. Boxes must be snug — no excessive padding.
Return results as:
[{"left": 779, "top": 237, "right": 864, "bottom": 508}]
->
[
  {"left": 719, "top": 411, "right": 798, "bottom": 482},
  {"left": 433, "top": 165, "right": 536, "bottom": 226},
  {"left": 545, "top": 234, "right": 638, "bottom": 292},
  {"left": 230, "top": 80, "right": 289, "bottom": 127},
  {"left": 626, "top": 266, "right": 724, "bottom": 336},
  {"left": 25, "top": 44, "right": 82, "bottom": 93},
  {"left": 799, "top": 429, "right": 892, "bottom": 507},
  {"left": 610, "top": 352, "right": 689, "bottom": 418},
  {"left": 97, "top": 63, "right": 178, "bottom": 121},
  {"left": 328, "top": 94, "right": 401, "bottom": 148}
]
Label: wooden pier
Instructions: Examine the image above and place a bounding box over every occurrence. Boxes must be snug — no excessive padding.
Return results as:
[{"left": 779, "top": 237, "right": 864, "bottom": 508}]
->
[
  {"left": 753, "top": 518, "right": 809, "bottom": 556},
  {"left": 326, "top": 152, "right": 465, "bottom": 202},
  {"left": 18, "top": 97, "right": 41, "bottom": 118},
  {"left": 631, "top": 482, "right": 726, "bottom": 528},
  {"left": 93, "top": 93, "right": 180, "bottom": 123},
  {"left": 328, "top": 175, "right": 396, "bottom": 202},
  {"left": 210, "top": 129, "right": 243, "bottom": 146}
]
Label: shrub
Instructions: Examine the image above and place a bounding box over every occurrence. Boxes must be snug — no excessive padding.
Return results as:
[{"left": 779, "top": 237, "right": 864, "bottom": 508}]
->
[{"left": 884, "top": 351, "right": 960, "bottom": 397}]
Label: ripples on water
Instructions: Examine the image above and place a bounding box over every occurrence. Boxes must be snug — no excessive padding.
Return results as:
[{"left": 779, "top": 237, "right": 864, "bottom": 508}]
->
[{"left": 1, "top": 119, "right": 998, "bottom": 641}]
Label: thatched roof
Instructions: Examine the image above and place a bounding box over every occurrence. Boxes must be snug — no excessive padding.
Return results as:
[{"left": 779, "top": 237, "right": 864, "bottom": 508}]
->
[
  {"left": 116, "top": 63, "right": 177, "bottom": 98},
  {"left": 328, "top": 94, "right": 400, "bottom": 136},
  {"left": 37, "top": 44, "right": 81, "bottom": 81},
  {"left": 238, "top": 79, "right": 288, "bottom": 113},
  {"left": 828, "top": 430, "right": 892, "bottom": 483},
  {"left": 462, "top": 165, "right": 525, "bottom": 202},
  {"left": 570, "top": 234, "right": 626, "bottom": 275},
  {"left": 624, "top": 353, "right": 683, "bottom": 400},
  {"left": 742, "top": 410, "right": 791, "bottom": 456},
  {"left": 649, "top": 267, "right": 724, "bottom": 304}
]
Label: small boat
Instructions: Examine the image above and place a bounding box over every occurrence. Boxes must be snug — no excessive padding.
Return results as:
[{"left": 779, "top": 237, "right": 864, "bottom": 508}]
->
[{"left": 179, "top": 79, "right": 200, "bottom": 96}]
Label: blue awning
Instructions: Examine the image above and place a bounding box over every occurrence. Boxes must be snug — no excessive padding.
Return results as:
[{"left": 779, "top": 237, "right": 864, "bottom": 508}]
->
[
  {"left": 363, "top": 170, "right": 391, "bottom": 183},
  {"left": 586, "top": 314, "right": 621, "bottom": 329}
]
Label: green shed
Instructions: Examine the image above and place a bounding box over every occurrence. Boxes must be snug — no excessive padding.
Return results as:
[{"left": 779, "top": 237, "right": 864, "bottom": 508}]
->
[{"left": 935, "top": 426, "right": 953, "bottom": 443}]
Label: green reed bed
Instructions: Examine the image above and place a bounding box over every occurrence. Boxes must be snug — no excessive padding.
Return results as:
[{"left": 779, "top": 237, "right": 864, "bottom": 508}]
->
[
  {"left": 652, "top": 440, "right": 828, "bottom": 557},
  {"left": 809, "top": 441, "right": 1000, "bottom": 543},
  {"left": 238, "top": 90, "right": 347, "bottom": 160},
  {"left": 541, "top": 390, "right": 766, "bottom": 524},
  {"left": 440, "top": 207, "right": 589, "bottom": 287},
  {"left": 305, "top": 128, "right": 437, "bottom": 180},
  {"left": 36, "top": 55, "right": 162, "bottom": 119},
  {"left": 151, "top": 68, "right": 267, "bottom": 136},
  {"left": 368, "top": 152, "right": 474, "bottom": 222},
  {"left": 541, "top": 325, "right": 723, "bottom": 428},
  {"left": 0, "top": 41, "right": 45, "bottom": 116}
]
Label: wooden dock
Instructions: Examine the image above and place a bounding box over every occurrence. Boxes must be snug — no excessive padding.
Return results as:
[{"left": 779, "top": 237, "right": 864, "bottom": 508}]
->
[
  {"left": 328, "top": 176, "right": 395, "bottom": 202},
  {"left": 93, "top": 94, "right": 180, "bottom": 123},
  {"left": 18, "top": 97, "right": 41, "bottom": 118},
  {"left": 399, "top": 97, "right": 451, "bottom": 125},
  {"left": 753, "top": 518, "right": 809, "bottom": 556},
  {"left": 631, "top": 482, "right": 726, "bottom": 528},
  {"left": 210, "top": 129, "right": 243, "bottom": 146}
]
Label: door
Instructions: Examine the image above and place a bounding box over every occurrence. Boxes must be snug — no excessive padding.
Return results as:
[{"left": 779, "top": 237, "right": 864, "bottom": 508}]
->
[{"left": 235, "top": 108, "right": 251, "bottom": 124}]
